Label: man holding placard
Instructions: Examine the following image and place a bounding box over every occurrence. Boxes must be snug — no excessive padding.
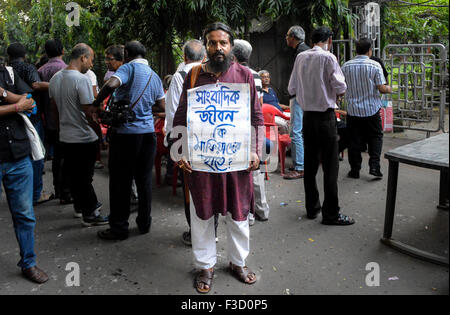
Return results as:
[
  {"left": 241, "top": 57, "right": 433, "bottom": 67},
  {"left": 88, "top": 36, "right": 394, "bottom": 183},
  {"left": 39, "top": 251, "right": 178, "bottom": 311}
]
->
[{"left": 172, "top": 22, "right": 264, "bottom": 294}]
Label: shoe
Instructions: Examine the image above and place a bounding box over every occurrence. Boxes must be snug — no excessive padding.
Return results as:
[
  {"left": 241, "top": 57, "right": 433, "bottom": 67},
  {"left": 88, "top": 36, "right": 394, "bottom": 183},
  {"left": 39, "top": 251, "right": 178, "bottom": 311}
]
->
[
  {"left": 22, "top": 266, "right": 49, "bottom": 284},
  {"left": 77, "top": 202, "right": 102, "bottom": 218},
  {"left": 369, "top": 168, "right": 383, "bottom": 178},
  {"left": 255, "top": 213, "right": 268, "bottom": 222},
  {"left": 138, "top": 226, "right": 150, "bottom": 235},
  {"left": 283, "top": 170, "right": 304, "bottom": 180},
  {"left": 347, "top": 170, "right": 360, "bottom": 179},
  {"left": 94, "top": 161, "right": 104, "bottom": 169},
  {"left": 73, "top": 208, "right": 82, "bottom": 218},
  {"left": 97, "top": 229, "right": 128, "bottom": 240},
  {"left": 182, "top": 231, "right": 192, "bottom": 246},
  {"left": 306, "top": 209, "right": 321, "bottom": 220},
  {"left": 82, "top": 215, "right": 109, "bottom": 227},
  {"left": 322, "top": 213, "right": 355, "bottom": 226}
]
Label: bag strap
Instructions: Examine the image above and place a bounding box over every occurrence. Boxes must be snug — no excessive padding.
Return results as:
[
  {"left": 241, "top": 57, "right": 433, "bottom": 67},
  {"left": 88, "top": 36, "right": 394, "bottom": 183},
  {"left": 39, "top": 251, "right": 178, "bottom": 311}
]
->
[
  {"left": 130, "top": 68, "right": 154, "bottom": 110},
  {"left": 190, "top": 65, "right": 202, "bottom": 89}
]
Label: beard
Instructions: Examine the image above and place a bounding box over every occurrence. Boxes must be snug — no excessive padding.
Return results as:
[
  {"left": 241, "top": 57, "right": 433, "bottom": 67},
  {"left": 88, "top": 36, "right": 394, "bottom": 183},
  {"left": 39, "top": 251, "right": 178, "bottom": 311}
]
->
[{"left": 207, "top": 50, "right": 232, "bottom": 73}]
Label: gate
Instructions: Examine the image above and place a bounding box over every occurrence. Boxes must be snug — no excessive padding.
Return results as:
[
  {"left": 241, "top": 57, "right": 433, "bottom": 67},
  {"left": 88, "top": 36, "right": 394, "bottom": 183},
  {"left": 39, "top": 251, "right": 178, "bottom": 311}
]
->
[{"left": 382, "top": 44, "right": 448, "bottom": 135}]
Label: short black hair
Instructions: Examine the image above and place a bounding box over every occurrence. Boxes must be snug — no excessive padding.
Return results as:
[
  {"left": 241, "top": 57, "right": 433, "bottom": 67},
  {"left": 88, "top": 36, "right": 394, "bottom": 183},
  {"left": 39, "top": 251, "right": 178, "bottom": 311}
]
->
[
  {"left": 7, "top": 42, "right": 27, "bottom": 59},
  {"left": 356, "top": 38, "right": 372, "bottom": 55},
  {"left": 105, "top": 45, "right": 124, "bottom": 61},
  {"left": 44, "top": 39, "right": 64, "bottom": 58},
  {"left": 311, "top": 26, "right": 333, "bottom": 44},
  {"left": 125, "top": 41, "right": 146, "bottom": 59},
  {"left": 202, "top": 22, "right": 234, "bottom": 47},
  {"left": 70, "top": 43, "right": 92, "bottom": 60}
]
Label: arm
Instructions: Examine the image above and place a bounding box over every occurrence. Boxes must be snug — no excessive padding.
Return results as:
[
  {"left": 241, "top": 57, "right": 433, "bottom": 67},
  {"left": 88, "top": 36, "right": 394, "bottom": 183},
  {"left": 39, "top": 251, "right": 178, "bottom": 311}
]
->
[
  {"left": 31, "top": 81, "right": 49, "bottom": 91},
  {"left": 327, "top": 56, "right": 347, "bottom": 99},
  {"left": 288, "top": 57, "right": 299, "bottom": 96},
  {"left": 377, "top": 84, "right": 392, "bottom": 94},
  {"left": 93, "top": 77, "right": 121, "bottom": 108},
  {"left": 50, "top": 98, "right": 60, "bottom": 129},
  {"left": 153, "top": 98, "right": 165, "bottom": 113},
  {"left": 0, "top": 91, "right": 34, "bottom": 117},
  {"left": 92, "top": 86, "right": 98, "bottom": 98}
]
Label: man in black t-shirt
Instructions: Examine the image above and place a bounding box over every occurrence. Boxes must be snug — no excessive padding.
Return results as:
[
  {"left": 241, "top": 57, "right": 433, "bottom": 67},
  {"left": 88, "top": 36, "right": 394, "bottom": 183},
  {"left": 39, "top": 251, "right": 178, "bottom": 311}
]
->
[{"left": 7, "top": 42, "right": 54, "bottom": 205}]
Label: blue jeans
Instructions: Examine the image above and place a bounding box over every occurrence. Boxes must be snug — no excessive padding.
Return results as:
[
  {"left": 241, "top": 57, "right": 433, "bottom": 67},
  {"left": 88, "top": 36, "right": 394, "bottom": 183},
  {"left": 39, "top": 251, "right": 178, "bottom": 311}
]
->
[
  {"left": 0, "top": 156, "right": 37, "bottom": 269},
  {"left": 290, "top": 99, "right": 304, "bottom": 171}
]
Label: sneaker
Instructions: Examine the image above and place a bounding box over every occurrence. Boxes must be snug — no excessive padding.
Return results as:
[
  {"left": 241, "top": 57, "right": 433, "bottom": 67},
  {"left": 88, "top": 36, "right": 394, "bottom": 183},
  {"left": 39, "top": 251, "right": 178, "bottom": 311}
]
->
[
  {"left": 322, "top": 213, "right": 355, "bottom": 226},
  {"left": 74, "top": 202, "right": 102, "bottom": 218},
  {"left": 347, "top": 170, "right": 360, "bottom": 179},
  {"left": 369, "top": 168, "right": 383, "bottom": 178},
  {"left": 182, "top": 231, "right": 192, "bottom": 246},
  {"left": 82, "top": 215, "right": 109, "bottom": 227}
]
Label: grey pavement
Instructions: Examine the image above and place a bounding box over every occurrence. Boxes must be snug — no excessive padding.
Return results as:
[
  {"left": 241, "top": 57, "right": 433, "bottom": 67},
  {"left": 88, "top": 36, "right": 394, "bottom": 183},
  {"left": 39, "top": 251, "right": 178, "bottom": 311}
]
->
[{"left": 0, "top": 130, "right": 448, "bottom": 295}]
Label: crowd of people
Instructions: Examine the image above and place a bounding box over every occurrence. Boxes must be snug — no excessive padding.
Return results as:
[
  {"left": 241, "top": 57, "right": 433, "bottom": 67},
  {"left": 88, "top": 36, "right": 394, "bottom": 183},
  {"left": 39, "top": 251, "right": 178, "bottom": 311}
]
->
[{"left": 0, "top": 21, "right": 391, "bottom": 292}]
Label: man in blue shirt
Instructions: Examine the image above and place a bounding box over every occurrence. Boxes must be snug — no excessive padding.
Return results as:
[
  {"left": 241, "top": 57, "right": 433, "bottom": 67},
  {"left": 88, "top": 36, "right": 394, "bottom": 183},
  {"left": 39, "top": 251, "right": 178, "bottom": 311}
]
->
[
  {"left": 93, "top": 41, "right": 166, "bottom": 240},
  {"left": 342, "top": 38, "right": 392, "bottom": 179}
]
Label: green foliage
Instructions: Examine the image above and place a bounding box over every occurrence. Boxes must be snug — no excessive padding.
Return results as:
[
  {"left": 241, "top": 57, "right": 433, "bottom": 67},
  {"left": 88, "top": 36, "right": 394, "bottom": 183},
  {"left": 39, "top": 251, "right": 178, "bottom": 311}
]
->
[
  {"left": 0, "top": 0, "right": 104, "bottom": 63},
  {"left": 383, "top": 0, "right": 449, "bottom": 46}
]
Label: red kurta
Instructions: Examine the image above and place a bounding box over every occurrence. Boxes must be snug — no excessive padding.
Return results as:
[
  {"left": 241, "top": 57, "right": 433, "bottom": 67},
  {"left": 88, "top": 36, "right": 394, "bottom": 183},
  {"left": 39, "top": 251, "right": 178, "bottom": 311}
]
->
[{"left": 173, "top": 62, "right": 264, "bottom": 221}]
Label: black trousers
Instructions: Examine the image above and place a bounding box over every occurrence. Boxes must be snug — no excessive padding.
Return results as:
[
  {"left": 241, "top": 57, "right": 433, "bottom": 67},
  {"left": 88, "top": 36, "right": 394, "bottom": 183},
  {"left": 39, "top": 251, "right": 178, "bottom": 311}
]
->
[
  {"left": 108, "top": 132, "right": 156, "bottom": 237},
  {"left": 46, "top": 129, "right": 71, "bottom": 199},
  {"left": 303, "top": 109, "right": 340, "bottom": 220},
  {"left": 347, "top": 111, "right": 383, "bottom": 172},
  {"left": 62, "top": 141, "right": 98, "bottom": 217}
]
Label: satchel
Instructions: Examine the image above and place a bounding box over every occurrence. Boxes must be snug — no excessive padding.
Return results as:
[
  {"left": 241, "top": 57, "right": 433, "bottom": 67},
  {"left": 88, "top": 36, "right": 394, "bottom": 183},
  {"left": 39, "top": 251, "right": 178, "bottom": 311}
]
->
[{"left": 18, "top": 113, "right": 45, "bottom": 161}]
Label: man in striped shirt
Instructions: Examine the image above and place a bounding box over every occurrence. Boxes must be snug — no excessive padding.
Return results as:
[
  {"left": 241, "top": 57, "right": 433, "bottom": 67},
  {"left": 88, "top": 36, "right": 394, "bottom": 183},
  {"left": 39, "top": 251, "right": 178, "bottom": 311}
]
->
[{"left": 342, "top": 38, "right": 392, "bottom": 179}]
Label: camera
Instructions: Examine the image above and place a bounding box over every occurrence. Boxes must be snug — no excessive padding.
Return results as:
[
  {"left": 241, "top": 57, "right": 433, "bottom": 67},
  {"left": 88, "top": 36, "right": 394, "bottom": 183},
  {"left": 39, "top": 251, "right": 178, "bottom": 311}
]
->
[{"left": 99, "top": 99, "right": 137, "bottom": 128}]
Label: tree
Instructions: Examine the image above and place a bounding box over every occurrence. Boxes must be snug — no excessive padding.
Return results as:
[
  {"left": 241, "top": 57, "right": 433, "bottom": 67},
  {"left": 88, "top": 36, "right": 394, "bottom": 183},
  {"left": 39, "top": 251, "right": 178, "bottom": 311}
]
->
[{"left": 382, "top": 0, "right": 449, "bottom": 46}]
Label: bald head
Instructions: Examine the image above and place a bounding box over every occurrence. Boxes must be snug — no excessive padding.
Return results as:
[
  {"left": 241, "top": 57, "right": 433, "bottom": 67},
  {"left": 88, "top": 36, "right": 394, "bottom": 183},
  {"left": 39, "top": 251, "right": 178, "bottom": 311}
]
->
[
  {"left": 70, "top": 43, "right": 93, "bottom": 60},
  {"left": 69, "top": 43, "right": 94, "bottom": 73}
]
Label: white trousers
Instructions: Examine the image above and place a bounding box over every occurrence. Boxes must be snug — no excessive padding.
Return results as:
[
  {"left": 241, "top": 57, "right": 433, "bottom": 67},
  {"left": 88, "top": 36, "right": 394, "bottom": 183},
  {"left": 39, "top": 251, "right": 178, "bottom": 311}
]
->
[
  {"left": 190, "top": 198, "right": 250, "bottom": 269},
  {"left": 252, "top": 170, "right": 270, "bottom": 220}
]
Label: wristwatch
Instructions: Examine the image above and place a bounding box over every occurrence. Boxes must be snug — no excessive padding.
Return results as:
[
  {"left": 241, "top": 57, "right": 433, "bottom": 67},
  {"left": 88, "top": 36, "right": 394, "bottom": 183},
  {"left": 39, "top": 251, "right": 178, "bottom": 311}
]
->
[{"left": 0, "top": 88, "right": 7, "bottom": 100}]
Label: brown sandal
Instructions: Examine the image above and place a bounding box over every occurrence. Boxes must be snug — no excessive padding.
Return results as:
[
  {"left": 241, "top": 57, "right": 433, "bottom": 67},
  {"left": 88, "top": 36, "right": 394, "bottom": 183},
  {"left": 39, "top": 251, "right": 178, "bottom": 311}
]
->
[
  {"left": 229, "top": 262, "right": 257, "bottom": 284},
  {"left": 194, "top": 268, "right": 214, "bottom": 294}
]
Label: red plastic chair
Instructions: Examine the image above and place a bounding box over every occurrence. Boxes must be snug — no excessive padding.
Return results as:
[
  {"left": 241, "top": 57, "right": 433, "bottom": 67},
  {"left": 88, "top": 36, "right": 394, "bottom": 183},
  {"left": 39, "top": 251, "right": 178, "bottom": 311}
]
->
[
  {"left": 261, "top": 104, "right": 291, "bottom": 177},
  {"left": 154, "top": 118, "right": 179, "bottom": 195}
]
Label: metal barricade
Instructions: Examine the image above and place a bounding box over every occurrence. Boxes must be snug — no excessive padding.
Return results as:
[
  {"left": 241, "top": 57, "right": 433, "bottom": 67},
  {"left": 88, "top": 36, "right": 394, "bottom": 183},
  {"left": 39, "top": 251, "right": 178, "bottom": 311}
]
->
[{"left": 382, "top": 44, "right": 448, "bottom": 134}]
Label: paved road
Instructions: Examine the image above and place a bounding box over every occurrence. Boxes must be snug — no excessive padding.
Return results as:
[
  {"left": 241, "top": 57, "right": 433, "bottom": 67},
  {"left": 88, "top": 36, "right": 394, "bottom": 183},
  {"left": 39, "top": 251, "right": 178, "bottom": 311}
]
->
[{"left": 0, "top": 132, "right": 448, "bottom": 295}]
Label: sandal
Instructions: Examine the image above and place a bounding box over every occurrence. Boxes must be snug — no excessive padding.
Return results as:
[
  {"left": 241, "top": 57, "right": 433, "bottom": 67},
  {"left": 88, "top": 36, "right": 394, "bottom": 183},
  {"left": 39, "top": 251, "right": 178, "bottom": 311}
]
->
[
  {"left": 229, "top": 262, "right": 257, "bottom": 284},
  {"left": 194, "top": 268, "right": 214, "bottom": 294},
  {"left": 34, "top": 192, "right": 55, "bottom": 205}
]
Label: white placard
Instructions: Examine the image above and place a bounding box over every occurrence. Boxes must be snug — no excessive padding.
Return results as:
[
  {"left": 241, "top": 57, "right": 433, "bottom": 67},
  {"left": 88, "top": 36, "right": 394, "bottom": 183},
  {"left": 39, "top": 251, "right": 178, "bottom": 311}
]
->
[{"left": 187, "top": 82, "right": 251, "bottom": 173}]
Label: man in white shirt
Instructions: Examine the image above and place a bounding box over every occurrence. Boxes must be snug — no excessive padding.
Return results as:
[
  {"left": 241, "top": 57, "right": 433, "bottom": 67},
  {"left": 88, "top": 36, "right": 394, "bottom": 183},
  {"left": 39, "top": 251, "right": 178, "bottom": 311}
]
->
[
  {"left": 289, "top": 26, "right": 354, "bottom": 226},
  {"left": 232, "top": 39, "right": 270, "bottom": 226},
  {"left": 164, "top": 39, "right": 206, "bottom": 245}
]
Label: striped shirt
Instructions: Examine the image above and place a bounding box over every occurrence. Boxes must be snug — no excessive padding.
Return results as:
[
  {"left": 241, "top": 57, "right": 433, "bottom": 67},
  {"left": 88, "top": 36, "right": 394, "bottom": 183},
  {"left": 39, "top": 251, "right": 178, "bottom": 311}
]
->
[{"left": 342, "top": 55, "right": 386, "bottom": 117}]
